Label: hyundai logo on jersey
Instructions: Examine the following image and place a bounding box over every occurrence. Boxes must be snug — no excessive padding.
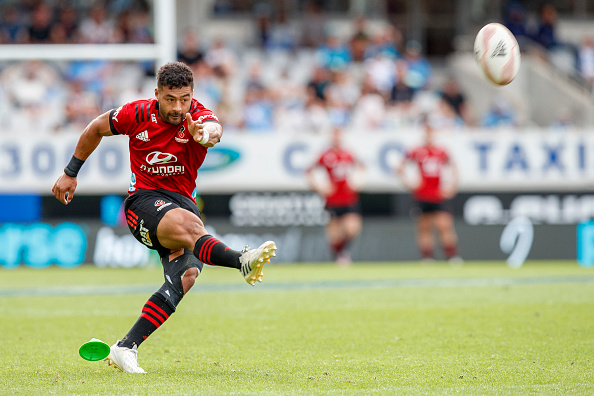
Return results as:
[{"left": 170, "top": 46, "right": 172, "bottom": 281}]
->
[{"left": 146, "top": 151, "right": 178, "bottom": 165}]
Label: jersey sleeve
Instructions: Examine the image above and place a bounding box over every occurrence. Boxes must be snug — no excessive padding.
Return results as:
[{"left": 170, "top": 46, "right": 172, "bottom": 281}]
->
[
  {"left": 191, "top": 103, "right": 220, "bottom": 125},
  {"left": 108, "top": 102, "right": 136, "bottom": 136}
]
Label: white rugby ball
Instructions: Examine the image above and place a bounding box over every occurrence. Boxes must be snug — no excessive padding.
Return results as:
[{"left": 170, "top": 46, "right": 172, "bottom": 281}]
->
[{"left": 474, "top": 23, "right": 521, "bottom": 86}]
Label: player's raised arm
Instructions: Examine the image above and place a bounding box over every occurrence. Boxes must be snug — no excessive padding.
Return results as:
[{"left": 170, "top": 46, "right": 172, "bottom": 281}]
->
[
  {"left": 185, "top": 113, "right": 222, "bottom": 147},
  {"left": 51, "top": 110, "right": 114, "bottom": 205}
]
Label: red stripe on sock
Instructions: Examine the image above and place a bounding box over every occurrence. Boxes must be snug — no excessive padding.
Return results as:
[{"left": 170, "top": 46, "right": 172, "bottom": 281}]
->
[
  {"left": 199, "top": 237, "right": 217, "bottom": 264},
  {"left": 205, "top": 238, "right": 220, "bottom": 264},
  {"left": 141, "top": 313, "right": 161, "bottom": 328},
  {"left": 198, "top": 237, "right": 215, "bottom": 262},
  {"left": 142, "top": 306, "right": 165, "bottom": 324},
  {"left": 145, "top": 300, "right": 169, "bottom": 319}
]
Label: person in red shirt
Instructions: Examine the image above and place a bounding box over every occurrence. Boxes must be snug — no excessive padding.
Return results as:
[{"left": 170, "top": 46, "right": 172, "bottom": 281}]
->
[
  {"left": 51, "top": 62, "right": 277, "bottom": 373},
  {"left": 306, "top": 127, "right": 365, "bottom": 265},
  {"left": 396, "top": 115, "right": 461, "bottom": 263}
]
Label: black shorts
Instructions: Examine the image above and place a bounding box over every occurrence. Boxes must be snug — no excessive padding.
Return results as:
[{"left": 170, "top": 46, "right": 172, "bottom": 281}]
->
[
  {"left": 326, "top": 202, "right": 361, "bottom": 218},
  {"left": 415, "top": 200, "right": 451, "bottom": 214},
  {"left": 124, "top": 189, "right": 201, "bottom": 258}
]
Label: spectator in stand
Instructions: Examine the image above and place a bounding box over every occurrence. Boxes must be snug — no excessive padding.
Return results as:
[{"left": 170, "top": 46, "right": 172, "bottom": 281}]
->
[
  {"left": 266, "top": 8, "right": 299, "bottom": 52},
  {"left": 364, "top": 25, "right": 402, "bottom": 60},
  {"left": 402, "top": 40, "right": 432, "bottom": 92},
  {"left": 118, "top": 9, "right": 153, "bottom": 44},
  {"left": 439, "top": 78, "right": 473, "bottom": 126},
  {"left": 530, "top": 2, "right": 578, "bottom": 69},
  {"left": 2, "top": 60, "right": 66, "bottom": 131},
  {"left": 430, "top": 98, "right": 466, "bottom": 131},
  {"left": 578, "top": 35, "right": 594, "bottom": 84},
  {"left": 325, "top": 69, "right": 360, "bottom": 111},
  {"left": 178, "top": 29, "right": 204, "bottom": 67},
  {"left": 531, "top": 3, "right": 558, "bottom": 51},
  {"left": 254, "top": 2, "right": 272, "bottom": 48},
  {"left": 27, "top": 3, "right": 53, "bottom": 44},
  {"left": 364, "top": 51, "right": 397, "bottom": 99},
  {"left": 389, "top": 61, "right": 414, "bottom": 107},
  {"left": 79, "top": 5, "right": 119, "bottom": 44},
  {"left": 64, "top": 80, "right": 101, "bottom": 130},
  {"left": 396, "top": 114, "right": 461, "bottom": 263},
  {"left": 204, "top": 38, "right": 238, "bottom": 78},
  {"left": 481, "top": 96, "right": 517, "bottom": 129},
  {"left": 304, "top": 85, "right": 331, "bottom": 132},
  {"left": 317, "top": 34, "right": 352, "bottom": 71},
  {"left": 192, "top": 60, "right": 223, "bottom": 112},
  {"left": 240, "top": 85, "right": 274, "bottom": 132},
  {"left": 351, "top": 76, "right": 386, "bottom": 130},
  {"left": 301, "top": 0, "right": 326, "bottom": 48},
  {"left": 52, "top": 6, "right": 79, "bottom": 43},
  {"left": 0, "top": 7, "right": 28, "bottom": 43},
  {"left": 503, "top": 1, "right": 528, "bottom": 44},
  {"left": 349, "top": 16, "right": 370, "bottom": 63},
  {"left": 307, "top": 65, "right": 331, "bottom": 103}
]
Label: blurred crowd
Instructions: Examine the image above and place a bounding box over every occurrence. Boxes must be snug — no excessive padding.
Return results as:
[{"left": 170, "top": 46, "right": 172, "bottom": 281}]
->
[{"left": 0, "top": 1, "right": 589, "bottom": 134}]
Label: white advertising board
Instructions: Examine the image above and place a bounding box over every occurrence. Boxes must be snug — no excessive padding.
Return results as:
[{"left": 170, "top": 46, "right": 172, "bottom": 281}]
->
[{"left": 0, "top": 129, "right": 592, "bottom": 194}]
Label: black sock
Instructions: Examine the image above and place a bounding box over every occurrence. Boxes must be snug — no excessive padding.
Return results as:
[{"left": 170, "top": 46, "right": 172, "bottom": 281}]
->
[
  {"left": 118, "top": 293, "right": 174, "bottom": 349},
  {"left": 193, "top": 235, "right": 242, "bottom": 269}
]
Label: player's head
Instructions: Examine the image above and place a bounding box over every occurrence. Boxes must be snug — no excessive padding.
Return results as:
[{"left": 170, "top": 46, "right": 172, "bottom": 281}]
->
[{"left": 155, "top": 62, "right": 194, "bottom": 125}]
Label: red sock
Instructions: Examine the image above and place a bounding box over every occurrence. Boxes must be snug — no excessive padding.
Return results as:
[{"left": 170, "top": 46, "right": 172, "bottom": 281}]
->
[
  {"left": 193, "top": 235, "right": 241, "bottom": 269},
  {"left": 119, "top": 293, "right": 173, "bottom": 349},
  {"left": 444, "top": 244, "right": 458, "bottom": 259},
  {"left": 421, "top": 248, "right": 434, "bottom": 259}
]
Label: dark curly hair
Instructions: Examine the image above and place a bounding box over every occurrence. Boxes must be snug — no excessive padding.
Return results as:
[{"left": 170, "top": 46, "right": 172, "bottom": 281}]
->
[{"left": 156, "top": 62, "right": 194, "bottom": 89}]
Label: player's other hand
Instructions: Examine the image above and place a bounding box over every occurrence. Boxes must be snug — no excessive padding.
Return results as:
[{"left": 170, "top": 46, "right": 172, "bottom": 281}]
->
[
  {"left": 52, "top": 174, "right": 77, "bottom": 205},
  {"left": 441, "top": 188, "right": 457, "bottom": 200},
  {"left": 186, "top": 113, "right": 215, "bottom": 147}
]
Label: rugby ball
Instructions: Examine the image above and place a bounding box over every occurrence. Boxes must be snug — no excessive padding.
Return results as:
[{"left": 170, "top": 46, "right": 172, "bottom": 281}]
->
[{"left": 474, "top": 23, "right": 521, "bottom": 86}]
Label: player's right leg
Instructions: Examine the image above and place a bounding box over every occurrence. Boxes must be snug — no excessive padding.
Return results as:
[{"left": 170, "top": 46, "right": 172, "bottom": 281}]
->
[
  {"left": 154, "top": 195, "right": 277, "bottom": 285},
  {"left": 416, "top": 213, "right": 435, "bottom": 261},
  {"left": 434, "top": 210, "right": 462, "bottom": 263}
]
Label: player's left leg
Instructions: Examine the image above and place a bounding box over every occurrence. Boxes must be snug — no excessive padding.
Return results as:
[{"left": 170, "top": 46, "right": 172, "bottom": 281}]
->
[
  {"left": 335, "top": 212, "right": 362, "bottom": 265},
  {"left": 416, "top": 213, "right": 435, "bottom": 261},
  {"left": 108, "top": 249, "right": 202, "bottom": 373},
  {"left": 434, "top": 211, "right": 462, "bottom": 263},
  {"left": 326, "top": 216, "right": 344, "bottom": 260}
]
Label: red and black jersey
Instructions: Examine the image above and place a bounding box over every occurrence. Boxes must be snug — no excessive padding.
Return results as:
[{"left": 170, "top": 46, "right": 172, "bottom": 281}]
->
[
  {"left": 109, "top": 98, "right": 219, "bottom": 202},
  {"left": 405, "top": 145, "right": 450, "bottom": 203},
  {"left": 314, "top": 148, "right": 359, "bottom": 207}
]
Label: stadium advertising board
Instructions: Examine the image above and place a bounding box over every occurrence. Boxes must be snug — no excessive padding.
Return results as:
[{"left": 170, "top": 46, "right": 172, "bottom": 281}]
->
[{"left": 0, "top": 130, "right": 592, "bottom": 194}]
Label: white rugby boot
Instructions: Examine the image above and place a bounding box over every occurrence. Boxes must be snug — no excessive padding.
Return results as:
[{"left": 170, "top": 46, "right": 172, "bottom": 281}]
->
[
  {"left": 240, "top": 241, "right": 277, "bottom": 286},
  {"left": 105, "top": 341, "right": 146, "bottom": 373}
]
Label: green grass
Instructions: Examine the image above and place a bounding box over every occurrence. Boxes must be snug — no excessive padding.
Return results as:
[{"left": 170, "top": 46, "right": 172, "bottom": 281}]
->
[{"left": 0, "top": 261, "right": 593, "bottom": 395}]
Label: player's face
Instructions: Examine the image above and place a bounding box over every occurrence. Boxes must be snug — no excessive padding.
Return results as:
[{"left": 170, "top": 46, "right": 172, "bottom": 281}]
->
[{"left": 155, "top": 85, "right": 193, "bottom": 125}]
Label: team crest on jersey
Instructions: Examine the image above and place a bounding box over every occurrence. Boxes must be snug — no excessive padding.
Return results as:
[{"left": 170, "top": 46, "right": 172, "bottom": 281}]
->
[
  {"left": 175, "top": 126, "right": 189, "bottom": 143},
  {"left": 136, "top": 130, "right": 149, "bottom": 142}
]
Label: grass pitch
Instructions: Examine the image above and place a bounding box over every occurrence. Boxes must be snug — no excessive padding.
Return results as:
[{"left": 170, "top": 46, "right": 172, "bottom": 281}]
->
[{"left": 0, "top": 261, "right": 592, "bottom": 395}]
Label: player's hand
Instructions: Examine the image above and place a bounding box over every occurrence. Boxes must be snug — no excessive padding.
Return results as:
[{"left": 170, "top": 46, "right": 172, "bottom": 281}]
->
[
  {"left": 186, "top": 113, "right": 219, "bottom": 147},
  {"left": 52, "top": 174, "right": 78, "bottom": 205},
  {"left": 441, "top": 188, "right": 457, "bottom": 200}
]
